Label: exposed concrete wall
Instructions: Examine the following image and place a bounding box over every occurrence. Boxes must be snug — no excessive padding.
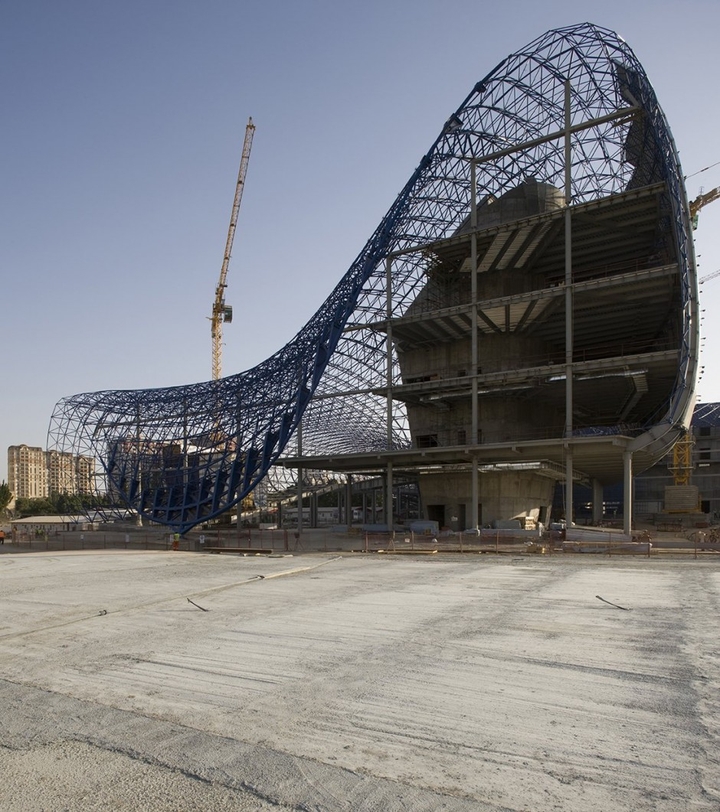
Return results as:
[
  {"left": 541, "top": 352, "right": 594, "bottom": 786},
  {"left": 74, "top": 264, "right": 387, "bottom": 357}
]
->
[
  {"left": 419, "top": 469, "right": 554, "bottom": 530},
  {"left": 400, "top": 334, "right": 558, "bottom": 377},
  {"left": 464, "top": 179, "right": 565, "bottom": 231},
  {"left": 402, "top": 332, "right": 562, "bottom": 446}
]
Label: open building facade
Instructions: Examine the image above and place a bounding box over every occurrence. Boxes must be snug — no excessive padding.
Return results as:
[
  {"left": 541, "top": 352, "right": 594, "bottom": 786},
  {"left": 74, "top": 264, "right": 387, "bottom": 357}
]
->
[{"left": 46, "top": 25, "right": 698, "bottom": 535}]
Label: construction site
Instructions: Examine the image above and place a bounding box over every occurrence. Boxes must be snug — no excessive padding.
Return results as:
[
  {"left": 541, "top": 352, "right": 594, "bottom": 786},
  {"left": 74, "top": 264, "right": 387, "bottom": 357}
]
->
[
  {"left": 4, "top": 21, "right": 720, "bottom": 811},
  {"left": 42, "top": 22, "right": 720, "bottom": 554}
]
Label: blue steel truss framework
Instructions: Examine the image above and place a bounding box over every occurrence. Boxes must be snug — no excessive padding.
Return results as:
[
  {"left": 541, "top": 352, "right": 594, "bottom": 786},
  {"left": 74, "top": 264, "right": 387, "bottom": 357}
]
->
[{"left": 47, "top": 23, "right": 696, "bottom": 532}]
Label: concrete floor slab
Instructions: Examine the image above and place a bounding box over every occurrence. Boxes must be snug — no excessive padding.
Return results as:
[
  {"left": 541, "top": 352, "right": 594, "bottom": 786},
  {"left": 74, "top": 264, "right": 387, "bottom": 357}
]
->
[{"left": 1, "top": 550, "right": 719, "bottom": 810}]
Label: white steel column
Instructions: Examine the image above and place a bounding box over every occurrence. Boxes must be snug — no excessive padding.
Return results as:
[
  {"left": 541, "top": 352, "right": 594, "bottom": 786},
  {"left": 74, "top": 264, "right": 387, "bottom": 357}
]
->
[
  {"left": 386, "top": 256, "right": 393, "bottom": 449},
  {"left": 470, "top": 160, "right": 480, "bottom": 531},
  {"left": 296, "top": 419, "right": 303, "bottom": 535},
  {"left": 135, "top": 406, "right": 143, "bottom": 527},
  {"left": 385, "top": 256, "right": 395, "bottom": 533},
  {"left": 386, "top": 459, "right": 394, "bottom": 529},
  {"left": 564, "top": 79, "right": 574, "bottom": 528}
]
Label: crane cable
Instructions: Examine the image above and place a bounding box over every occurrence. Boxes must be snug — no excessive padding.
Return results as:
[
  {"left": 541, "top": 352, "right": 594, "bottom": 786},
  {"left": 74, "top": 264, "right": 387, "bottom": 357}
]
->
[{"left": 685, "top": 160, "right": 720, "bottom": 181}]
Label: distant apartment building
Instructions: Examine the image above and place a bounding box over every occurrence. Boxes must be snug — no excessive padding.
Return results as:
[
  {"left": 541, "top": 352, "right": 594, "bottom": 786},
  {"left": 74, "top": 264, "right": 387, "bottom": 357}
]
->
[
  {"left": 7, "top": 445, "right": 95, "bottom": 500},
  {"left": 46, "top": 449, "right": 95, "bottom": 495},
  {"left": 8, "top": 445, "right": 47, "bottom": 499}
]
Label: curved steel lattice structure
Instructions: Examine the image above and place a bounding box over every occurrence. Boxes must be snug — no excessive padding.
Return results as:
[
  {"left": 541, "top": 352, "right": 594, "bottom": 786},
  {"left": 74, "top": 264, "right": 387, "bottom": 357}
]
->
[{"left": 48, "top": 23, "right": 698, "bottom": 532}]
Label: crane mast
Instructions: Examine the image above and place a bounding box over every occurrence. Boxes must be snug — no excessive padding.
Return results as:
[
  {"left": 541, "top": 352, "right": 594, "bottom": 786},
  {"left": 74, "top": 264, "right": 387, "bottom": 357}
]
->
[{"left": 211, "top": 117, "right": 255, "bottom": 380}]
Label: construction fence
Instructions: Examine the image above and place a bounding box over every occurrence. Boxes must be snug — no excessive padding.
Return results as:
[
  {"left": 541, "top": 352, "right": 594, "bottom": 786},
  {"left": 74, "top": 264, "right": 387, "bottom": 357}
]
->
[{"left": 2, "top": 526, "right": 720, "bottom": 558}]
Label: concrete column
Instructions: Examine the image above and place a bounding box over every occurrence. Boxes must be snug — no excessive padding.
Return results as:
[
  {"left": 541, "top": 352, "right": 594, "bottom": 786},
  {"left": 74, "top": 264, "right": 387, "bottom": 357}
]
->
[
  {"left": 542, "top": 504, "right": 551, "bottom": 526},
  {"left": 346, "top": 475, "right": 353, "bottom": 530},
  {"left": 623, "top": 451, "right": 633, "bottom": 535},
  {"left": 592, "top": 479, "right": 603, "bottom": 525}
]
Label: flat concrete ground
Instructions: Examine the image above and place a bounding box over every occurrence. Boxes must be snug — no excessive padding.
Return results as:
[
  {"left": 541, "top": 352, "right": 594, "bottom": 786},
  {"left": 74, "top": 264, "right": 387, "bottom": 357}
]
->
[{"left": 1, "top": 550, "right": 719, "bottom": 811}]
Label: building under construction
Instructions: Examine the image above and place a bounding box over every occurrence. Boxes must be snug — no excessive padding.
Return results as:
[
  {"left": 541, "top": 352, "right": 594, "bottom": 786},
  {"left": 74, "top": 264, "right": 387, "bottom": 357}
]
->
[{"left": 47, "top": 23, "right": 698, "bottom": 535}]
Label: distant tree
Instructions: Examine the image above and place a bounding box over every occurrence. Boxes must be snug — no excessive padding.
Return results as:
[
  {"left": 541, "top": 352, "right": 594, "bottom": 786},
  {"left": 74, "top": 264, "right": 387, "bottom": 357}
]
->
[
  {"left": 15, "top": 497, "right": 54, "bottom": 518},
  {"left": 0, "top": 481, "right": 12, "bottom": 513},
  {"left": 13, "top": 491, "right": 101, "bottom": 519},
  {"left": 54, "top": 492, "right": 84, "bottom": 515}
]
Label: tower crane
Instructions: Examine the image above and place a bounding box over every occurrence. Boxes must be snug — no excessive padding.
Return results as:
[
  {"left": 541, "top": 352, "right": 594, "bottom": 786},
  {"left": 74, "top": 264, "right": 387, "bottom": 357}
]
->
[
  {"left": 699, "top": 269, "right": 720, "bottom": 285},
  {"left": 211, "top": 117, "right": 255, "bottom": 380},
  {"left": 689, "top": 185, "right": 720, "bottom": 229},
  {"left": 667, "top": 184, "right": 720, "bottom": 490}
]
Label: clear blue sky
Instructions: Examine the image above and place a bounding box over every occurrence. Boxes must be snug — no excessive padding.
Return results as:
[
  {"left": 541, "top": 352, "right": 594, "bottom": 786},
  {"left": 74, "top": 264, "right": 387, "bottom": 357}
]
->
[{"left": 2, "top": 0, "right": 720, "bottom": 484}]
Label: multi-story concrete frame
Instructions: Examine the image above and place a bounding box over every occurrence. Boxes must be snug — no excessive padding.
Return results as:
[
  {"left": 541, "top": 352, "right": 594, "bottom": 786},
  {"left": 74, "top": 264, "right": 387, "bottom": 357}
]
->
[
  {"left": 47, "top": 25, "right": 698, "bottom": 534},
  {"left": 288, "top": 28, "right": 698, "bottom": 534},
  {"left": 383, "top": 169, "right": 690, "bottom": 528}
]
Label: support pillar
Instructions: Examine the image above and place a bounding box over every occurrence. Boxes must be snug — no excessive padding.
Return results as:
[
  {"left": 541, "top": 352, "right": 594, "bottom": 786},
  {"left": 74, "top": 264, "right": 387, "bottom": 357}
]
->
[
  {"left": 470, "top": 160, "right": 479, "bottom": 534},
  {"left": 296, "top": 419, "right": 303, "bottom": 535},
  {"left": 346, "top": 475, "right": 353, "bottom": 530},
  {"left": 592, "top": 479, "right": 604, "bottom": 525},
  {"left": 386, "top": 460, "right": 394, "bottom": 529},
  {"left": 623, "top": 451, "right": 633, "bottom": 536},
  {"left": 563, "top": 79, "right": 574, "bottom": 531},
  {"left": 471, "top": 458, "right": 479, "bottom": 532},
  {"left": 565, "top": 450, "right": 573, "bottom": 527}
]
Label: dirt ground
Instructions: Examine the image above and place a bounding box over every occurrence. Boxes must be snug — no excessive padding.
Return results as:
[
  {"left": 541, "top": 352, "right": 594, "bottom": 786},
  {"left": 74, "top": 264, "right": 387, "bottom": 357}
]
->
[{"left": 1, "top": 549, "right": 719, "bottom": 810}]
